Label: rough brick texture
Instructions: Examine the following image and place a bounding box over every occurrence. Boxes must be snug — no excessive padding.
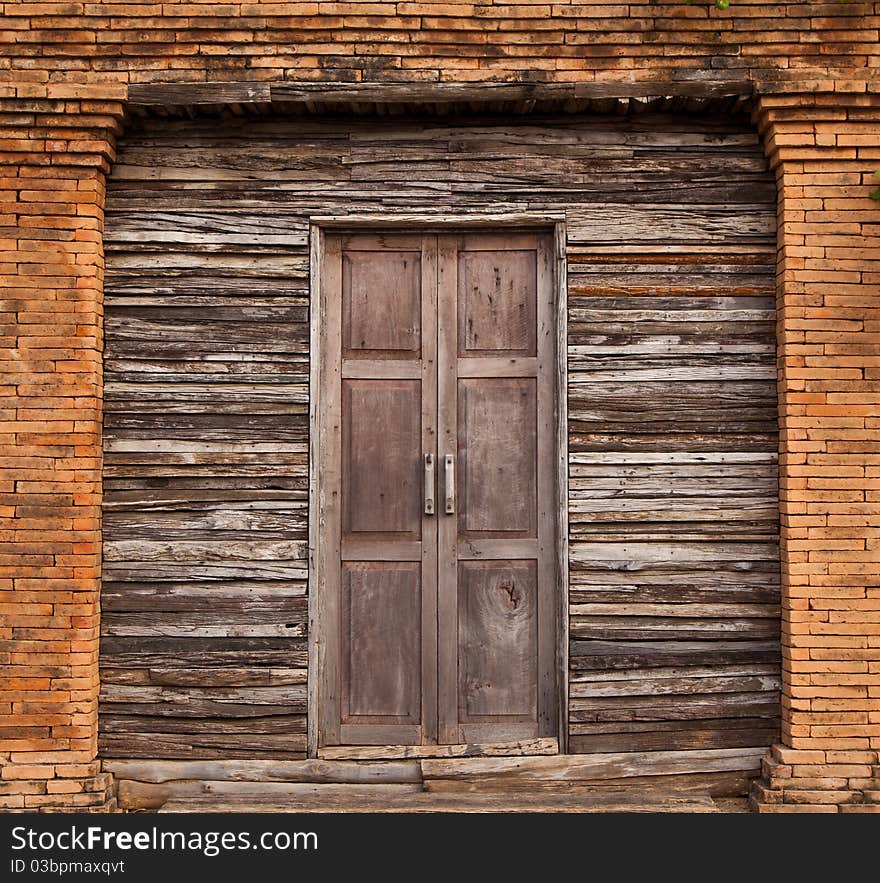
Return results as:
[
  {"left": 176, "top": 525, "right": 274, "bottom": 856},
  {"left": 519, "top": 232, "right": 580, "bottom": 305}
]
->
[
  {"left": 0, "top": 3, "right": 878, "bottom": 812},
  {"left": 748, "top": 94, "right": 880, "bottom": 812},
  {"left": 0, "top": 99, "right": 121, "bottom": 811}
]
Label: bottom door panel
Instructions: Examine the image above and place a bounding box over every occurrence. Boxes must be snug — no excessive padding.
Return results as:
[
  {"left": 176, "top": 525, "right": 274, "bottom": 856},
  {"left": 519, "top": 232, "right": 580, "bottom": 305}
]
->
[
  {"left": 340, "top": 562, "right": 423, "bottom": 744},
  {"left": 459, "top": 561, "right": 538, "bottom": 723}
]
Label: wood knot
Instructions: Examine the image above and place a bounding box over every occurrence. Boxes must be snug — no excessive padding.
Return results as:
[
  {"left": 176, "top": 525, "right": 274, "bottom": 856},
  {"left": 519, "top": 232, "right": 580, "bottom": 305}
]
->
[{"left": 499, "top": 579, "right": 520, "bottom": 610}]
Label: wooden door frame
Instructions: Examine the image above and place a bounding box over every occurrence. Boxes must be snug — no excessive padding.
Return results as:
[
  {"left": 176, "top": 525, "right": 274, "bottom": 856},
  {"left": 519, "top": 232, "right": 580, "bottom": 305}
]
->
[{"left": 307, "top": 215, "right": 569, "bottom": 758}]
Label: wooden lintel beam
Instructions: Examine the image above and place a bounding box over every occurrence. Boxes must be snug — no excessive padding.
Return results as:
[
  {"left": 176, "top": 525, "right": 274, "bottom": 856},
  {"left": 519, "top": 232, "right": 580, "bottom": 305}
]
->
[
  {"left": 127, "top": 82, "right": 272, "bottom": 106},
  {"left": 126, "top": 79, "right": 755, "bottom": 109}
]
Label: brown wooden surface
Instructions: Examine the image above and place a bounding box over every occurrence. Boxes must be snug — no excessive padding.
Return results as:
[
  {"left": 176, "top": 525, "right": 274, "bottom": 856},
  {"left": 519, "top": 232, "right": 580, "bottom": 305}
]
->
[
  {"left": 437, "top": 233, "right": 558, "bottom": 744},
  {"left": 106, "top": 750, "right": 758, "bottom": 813},
  {"left": 101, "top": 111, "right": 778, "bottom": 763},
  {"left": 157, "top": 789, "right": 720, "bottom": 814},
  {"left": 343, "top": 381, "right": 421, "bottom": 535},
  {"left": 125, "top": 81, "right": 755, "bottom": 109},
  {"left": 329, "top": 233, "right": 438, "bottom": 746},
  {"left": 321, "top": 231, "right": 558, "bottom": 748},
  {"left": 105, "top": 749, "right": 759, "bottom": 813},
  {"left": 317, "top": 738, "right": 558, "bottom": 760},
  {"left": 342, "top": 564, "right": 421, "bottom": 720},
  {"left": 458, "top": 379, "right": 537, "bottom": 536},
  {"left": 458, "top": 562, "right": 538, "bottom": 718}
]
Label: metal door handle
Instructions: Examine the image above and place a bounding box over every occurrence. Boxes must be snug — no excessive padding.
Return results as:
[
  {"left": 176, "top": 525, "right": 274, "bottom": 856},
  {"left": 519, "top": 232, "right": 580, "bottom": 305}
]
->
[
  {"left": 444, "top": 454, "right": 455, "bottom": 514},
  {"left": 424, "top": 453, "right": 435, "bottom": 515}
]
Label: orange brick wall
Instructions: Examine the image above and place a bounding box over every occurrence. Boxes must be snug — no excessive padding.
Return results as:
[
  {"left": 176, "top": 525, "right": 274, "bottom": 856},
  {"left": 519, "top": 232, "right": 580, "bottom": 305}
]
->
[
  {"left": 0, "top": 3, "right": 878, "bottom": 812},
  {"left": 751, "top": 95, "right": 880, "bottom": 812},
  {"left": 1, "top": 104, "right": 120, "bottom": 810},
  {"left": 0, "top": 2, "right": 878, "bottom": 90}
]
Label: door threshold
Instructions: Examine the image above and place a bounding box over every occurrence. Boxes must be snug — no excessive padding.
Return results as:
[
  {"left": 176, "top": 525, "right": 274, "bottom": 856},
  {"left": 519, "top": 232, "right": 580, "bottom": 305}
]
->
[{"left": 318, "top": 737, "right": 559, "bottom": 761}]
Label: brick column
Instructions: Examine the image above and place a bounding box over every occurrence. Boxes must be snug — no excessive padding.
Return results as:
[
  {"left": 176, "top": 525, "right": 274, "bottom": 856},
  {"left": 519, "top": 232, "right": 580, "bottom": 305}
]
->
[
  {"left": 0, "top": 99, "right": 122, "bottom": 811},
  {"left": 751, "top": 93, "right": 880, "bottom": 812}
]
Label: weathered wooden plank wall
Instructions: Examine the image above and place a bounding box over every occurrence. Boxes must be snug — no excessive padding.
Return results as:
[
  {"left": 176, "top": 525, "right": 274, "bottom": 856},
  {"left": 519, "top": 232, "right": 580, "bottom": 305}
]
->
[{"left": 101, "top": 110, "right": 780, "bottom": 761}]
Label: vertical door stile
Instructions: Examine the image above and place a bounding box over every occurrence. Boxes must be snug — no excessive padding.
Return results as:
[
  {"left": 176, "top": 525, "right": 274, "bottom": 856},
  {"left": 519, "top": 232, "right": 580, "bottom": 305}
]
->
[
  {"left": 437, "top": 234, "right": 460, "bottom": 745},
  {"left": 420, "top": 234, "right": 439, "bottom": 745},
  {"left": 536, "top": 234, "right": 557, "bottom": 737},
  {"left": 320, "top": 233, "right": 343, "bottom": 747}
]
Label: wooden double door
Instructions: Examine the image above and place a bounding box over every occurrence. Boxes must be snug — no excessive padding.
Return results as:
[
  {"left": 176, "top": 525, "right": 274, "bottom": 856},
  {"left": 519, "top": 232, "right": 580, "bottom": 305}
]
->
[{"left": 317, "top": 230, "right": 558, "bottom": 748}]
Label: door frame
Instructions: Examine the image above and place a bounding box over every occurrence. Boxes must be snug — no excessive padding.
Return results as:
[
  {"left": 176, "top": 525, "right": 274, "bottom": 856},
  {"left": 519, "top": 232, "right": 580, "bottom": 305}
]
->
[{"left": 307, "top": 215, "right": 569, "bottom": 757}]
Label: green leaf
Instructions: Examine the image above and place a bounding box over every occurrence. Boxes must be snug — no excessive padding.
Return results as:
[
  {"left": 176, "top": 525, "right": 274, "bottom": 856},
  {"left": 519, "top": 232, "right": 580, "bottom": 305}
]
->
[{"left": 715, "top": 0, "right": 731, "bottom": 8}]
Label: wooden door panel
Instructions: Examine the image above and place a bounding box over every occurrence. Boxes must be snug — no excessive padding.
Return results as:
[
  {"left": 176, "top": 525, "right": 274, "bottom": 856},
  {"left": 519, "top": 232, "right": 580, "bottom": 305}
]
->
[
  {"left": 458, "top": 249, "right": 537, "bottom": 356},
  {"left": 342, "top": 248, "right": 422, "bottom": 358},
  {"left": 342, "top": 379, "right": 421, "bottom": 537},
  {"left": 322, "top": 232, "right": 437, "bottom": 748},
  {"left": 342, "top": 563, "right": 421, "bottom": 722},
  {"left": 437, "top": 231, "right": 557, "bottom": 746},
  {"left": 458, "top": 378, "right": 537, "bottom": 537},
  {"left": 459, "top": 561, "right": 538, "bottom": 720},
  {"left": 322, "top": 229, "right": 556, "bottom": 751}
]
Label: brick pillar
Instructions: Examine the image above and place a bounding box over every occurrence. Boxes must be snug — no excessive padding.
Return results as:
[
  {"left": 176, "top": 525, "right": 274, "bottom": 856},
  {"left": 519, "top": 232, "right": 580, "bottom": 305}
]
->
[
  {"left": 750, "top": 93, "right": 880, "bottom": 812},
  {"left": 0, "top": 99, "right": 122, "bottom": 811}
]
